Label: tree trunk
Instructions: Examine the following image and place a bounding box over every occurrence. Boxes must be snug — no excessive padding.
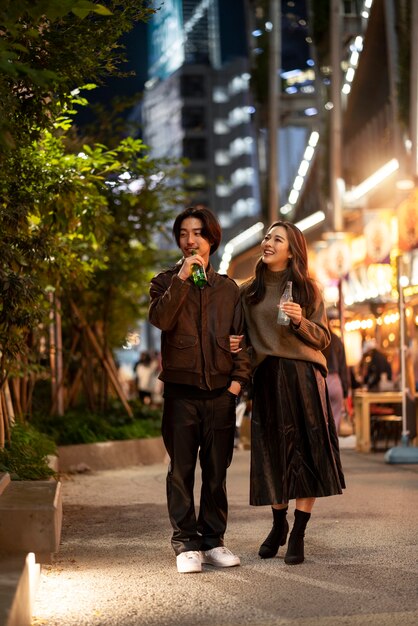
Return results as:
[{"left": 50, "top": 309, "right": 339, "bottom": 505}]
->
[
  {"left": 0, "top": 396, "right": 5, "bottom": 448},
  {"left": 70, "top": 301, "right": 133, "bottom": 417},
  {"left": 11, "top": 378, "right": 23, "bottom": 421},
  {"left": 55, "top": 295, "right": 65, "bottom": 416}
]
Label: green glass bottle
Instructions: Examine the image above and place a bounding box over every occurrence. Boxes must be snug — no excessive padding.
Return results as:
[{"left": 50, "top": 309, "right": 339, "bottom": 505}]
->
[{"left": 190, "top": 249, "right": 207, "bottom": 288}]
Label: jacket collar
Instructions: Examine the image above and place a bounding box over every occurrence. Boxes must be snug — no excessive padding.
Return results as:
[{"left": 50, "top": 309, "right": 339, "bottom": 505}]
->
[{"left": 205, "top": 263, "right": 216, "bottom": 286}]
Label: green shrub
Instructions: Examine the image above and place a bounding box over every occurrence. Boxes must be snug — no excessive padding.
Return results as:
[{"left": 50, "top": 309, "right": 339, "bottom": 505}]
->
[
  {"left": 0, "top": 422, "right": 57, "bottom": 480},
  {"left": 31, "top": 400, "right": 162, "bottom": 446}
]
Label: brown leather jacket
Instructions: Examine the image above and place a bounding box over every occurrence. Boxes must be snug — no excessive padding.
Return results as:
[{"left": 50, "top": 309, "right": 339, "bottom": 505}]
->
[{"left": 149, "top": 262, "right": 251, "bottom": 390}]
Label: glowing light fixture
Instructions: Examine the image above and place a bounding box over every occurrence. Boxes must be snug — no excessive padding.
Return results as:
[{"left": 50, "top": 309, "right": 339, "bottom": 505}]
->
[
  {"left": 343, "top": 158, "right": 399, "bottom": 205},
  {"left": 294, "top": 211, "right": 326, "bottom": 233},
  {"left": 218, "top": 222, "right": 264, "bottom": 274}
]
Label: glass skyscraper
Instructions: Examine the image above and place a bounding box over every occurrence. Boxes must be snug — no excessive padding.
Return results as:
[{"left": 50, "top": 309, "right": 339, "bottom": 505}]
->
[{"left": 142, "top": 0, "right": 261, "bottom": 255}]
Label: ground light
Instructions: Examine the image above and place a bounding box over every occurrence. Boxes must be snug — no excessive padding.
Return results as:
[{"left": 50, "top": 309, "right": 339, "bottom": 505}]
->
[{"left": 385, "top": 259, "right": 418, "bottom": 464}]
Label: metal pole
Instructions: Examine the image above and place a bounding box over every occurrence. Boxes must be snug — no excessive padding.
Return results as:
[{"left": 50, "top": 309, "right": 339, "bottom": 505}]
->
[
  {"left": 384, "top": 0, "right": 403, "bottom": 169},
  {"left": 397, "top": 256, "right": 408, "bottom": 438},
  {"left": 330, "top": 0, "right": 343, "bottom": 232},
  {"left": 267, "top": 0, "right": 280, "bottom": 224},
  {"left": 410, "top": 0, "right": 418, "bottom": 180}
]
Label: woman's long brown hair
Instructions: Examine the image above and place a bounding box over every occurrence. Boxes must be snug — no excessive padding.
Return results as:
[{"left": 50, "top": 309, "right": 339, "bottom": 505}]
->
[{"left": 243, "top": 221, "right": 319, "bottom": 308}]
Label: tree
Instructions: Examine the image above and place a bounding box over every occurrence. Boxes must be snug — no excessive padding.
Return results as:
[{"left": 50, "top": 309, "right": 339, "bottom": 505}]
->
[{"left": 0, "top": 1, "right": 186, "bottom": 443}]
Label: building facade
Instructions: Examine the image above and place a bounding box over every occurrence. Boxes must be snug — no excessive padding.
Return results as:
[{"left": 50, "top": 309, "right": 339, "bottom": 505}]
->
[{"left": 142, "top": 0, "right": 262, "bottom": 256}]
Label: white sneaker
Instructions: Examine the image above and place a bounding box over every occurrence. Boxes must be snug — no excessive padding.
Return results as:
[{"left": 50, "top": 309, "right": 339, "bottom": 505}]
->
[
  {"left": 176, "top": 550, "right": 202, "bottom": 573},
  {"left": 201, "top": 546, "right": 240, "bottom": 568}
]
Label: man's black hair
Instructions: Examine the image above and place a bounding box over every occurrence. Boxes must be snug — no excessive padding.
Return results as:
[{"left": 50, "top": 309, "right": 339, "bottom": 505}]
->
[{"left": 172, "top": 206, "right": 222, "bottom": 255}]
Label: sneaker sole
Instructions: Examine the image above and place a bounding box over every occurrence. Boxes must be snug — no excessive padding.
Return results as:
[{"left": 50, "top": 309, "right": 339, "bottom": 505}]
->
[
  {"left": 177, "top": 567, "right": 202, "bottom": 573},
  {"left": 201, "top": 558, "right": 240, "bottom": 568}
]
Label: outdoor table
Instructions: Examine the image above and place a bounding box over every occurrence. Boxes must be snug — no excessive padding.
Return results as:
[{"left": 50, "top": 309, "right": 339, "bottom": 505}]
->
[{"left": 353, "top": 389, "right": 418, "bottom": 452}]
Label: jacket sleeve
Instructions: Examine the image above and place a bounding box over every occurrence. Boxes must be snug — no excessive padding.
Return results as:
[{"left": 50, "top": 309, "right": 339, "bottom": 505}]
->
[
  {"left": 149, "top": 272, "right": 191, "bottom": 331},
  {"left": 230, "top": 289, "right": 251, "bottom": 386},
  {"left": 291, "top": 293, "right": 331, "bottom": 351}
]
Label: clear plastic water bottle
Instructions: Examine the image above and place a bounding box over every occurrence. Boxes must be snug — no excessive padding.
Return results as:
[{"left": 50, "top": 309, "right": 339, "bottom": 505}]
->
[
  {"left": 190, "top": 249, "right": 207, "bottom": 288},
  {"left": 277, "top": 281, "right": 293, "bottom": 325}
]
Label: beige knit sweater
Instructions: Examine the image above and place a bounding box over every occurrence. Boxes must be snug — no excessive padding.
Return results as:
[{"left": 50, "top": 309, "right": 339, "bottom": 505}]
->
[{"left": 241, "top": 269, "right": 330, "bottom": 373}]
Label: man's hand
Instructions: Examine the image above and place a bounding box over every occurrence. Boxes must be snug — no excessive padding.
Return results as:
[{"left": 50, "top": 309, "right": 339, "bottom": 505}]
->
[
  {"left": 228, "top": 380, "right": 241, "bottom": 396},
  {"left": 178, "top": 253, "right": 205, "bottom": 281}
]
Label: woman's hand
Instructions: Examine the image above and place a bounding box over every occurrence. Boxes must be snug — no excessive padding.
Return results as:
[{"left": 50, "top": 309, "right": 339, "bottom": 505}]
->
[
  {"left": 229, "top": 335, "right": 244, "bottom": 353},
  {"left": 279, "top": 302, "right": 302, "bottom": 325}
]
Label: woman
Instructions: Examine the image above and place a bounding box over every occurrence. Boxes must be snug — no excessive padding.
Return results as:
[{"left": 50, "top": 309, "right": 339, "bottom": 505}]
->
[{"left": 231, "top": 221, "right": 345, "bottom": 565}]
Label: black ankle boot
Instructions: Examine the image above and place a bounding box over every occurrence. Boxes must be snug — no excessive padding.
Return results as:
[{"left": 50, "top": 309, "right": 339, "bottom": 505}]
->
[
  {"left": 258, "top": 507, "right": 289, "bottom": 559},
  {"left": 284, "top": 509, "right": 311, "bottom": 565}
]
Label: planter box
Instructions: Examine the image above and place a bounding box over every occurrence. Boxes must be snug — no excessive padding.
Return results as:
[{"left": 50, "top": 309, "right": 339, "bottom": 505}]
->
[
  {"left": 57, "top": 436, "right": 167, "bottom": 472},
  {"left": 0, "top": 480, "right": 62, "bottom": 565}
]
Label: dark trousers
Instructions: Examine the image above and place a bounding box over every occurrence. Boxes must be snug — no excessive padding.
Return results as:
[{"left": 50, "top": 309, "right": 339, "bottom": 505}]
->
[{"left": 162, "top": 391, "right": 236, "bottom": 555}]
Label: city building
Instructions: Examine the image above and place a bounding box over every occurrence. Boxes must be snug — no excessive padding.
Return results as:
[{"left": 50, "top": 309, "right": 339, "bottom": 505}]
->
[{"left": 142, "top": 0, "right": 262, "bottom": 256}]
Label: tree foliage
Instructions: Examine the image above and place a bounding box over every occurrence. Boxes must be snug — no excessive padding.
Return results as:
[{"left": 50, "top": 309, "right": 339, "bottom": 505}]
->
[
  {"left": 0, "top": 0, "right": 185, "bottom": 425},
  {"left": 0, "top": 0, "right": 155, "bottom": 147}
]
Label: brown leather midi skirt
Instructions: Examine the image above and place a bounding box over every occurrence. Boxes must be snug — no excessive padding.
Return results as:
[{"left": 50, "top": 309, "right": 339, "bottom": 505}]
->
[{"left": 250, "top": 356, "right": 346, "bottom": 505}]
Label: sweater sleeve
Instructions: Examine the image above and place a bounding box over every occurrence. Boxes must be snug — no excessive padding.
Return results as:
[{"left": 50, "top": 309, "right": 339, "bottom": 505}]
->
[{"left": 291, "top": 293, "right": 330, "bottom": 351}]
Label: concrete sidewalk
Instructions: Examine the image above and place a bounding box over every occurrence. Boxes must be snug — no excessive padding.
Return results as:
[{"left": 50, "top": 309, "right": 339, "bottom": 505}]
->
[{"left": 32, "top": 449, "right": 418, "bottom": 626}]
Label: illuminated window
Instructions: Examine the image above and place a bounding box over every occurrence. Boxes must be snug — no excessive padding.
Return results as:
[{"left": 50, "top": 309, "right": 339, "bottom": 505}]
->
[
  {"left": 229, "top": 75, "right": 248, "bottom": 95},
  {"left": 215, "top": 151, "right": 230, "bottom": 165},
  {"left": 231, "top": 167, "right": 254, "bottom": 187},
  {"left": 229, "top": 107, "right": 250, "bottom": 127},
  {"left": 214, "top": 119, "right": 229, "bottom": 134},
  {"left": 230, "top": 137, "right": 253, "bottom": 157},
  {"left": 218, "top": 212, "right": 234, "bottom": 228},
  {"left": 232, "top": 197, "right": 257, "bottom": 217},
  {"left": 216, "top": 183, "right": 231, "bottom": 197},
  {"left": 213, "top": 87, "right": 228, "bottom": 103},
  {"left": 186, "top": 173, "right": 207, "bottom": 190}
]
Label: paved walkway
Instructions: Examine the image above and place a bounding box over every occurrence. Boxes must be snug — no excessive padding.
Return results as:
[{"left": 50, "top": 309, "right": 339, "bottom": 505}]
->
[{"left": 32, "top": 449, "right": 418, "bottom": 626}]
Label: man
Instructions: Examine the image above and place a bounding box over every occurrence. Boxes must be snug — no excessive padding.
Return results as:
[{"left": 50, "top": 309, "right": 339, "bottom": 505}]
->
[{"left": 149, "top": 206, "right": 251, "bottom": 573}]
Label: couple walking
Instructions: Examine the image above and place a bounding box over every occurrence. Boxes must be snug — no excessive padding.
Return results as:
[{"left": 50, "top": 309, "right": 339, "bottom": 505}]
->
[{"left": 149, "top": 206, "right": 345, "bottom": 574}]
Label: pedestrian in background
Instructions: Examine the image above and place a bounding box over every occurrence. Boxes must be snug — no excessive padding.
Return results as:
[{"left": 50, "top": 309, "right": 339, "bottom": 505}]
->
[
  {"left": 134, "top": 351, "right": 156, "bottom": 405},
  {"left": 360, "top": 338, "right": 392, "bottom": 391},
  {"left": 231, "top": 221, "right": 345, "bottom": 565},
  {"left": 149, "top": 206, "right": 251, "bottom": 574},
  {"left": 322, "top": 310, "right": 352, "bottom": 435}
]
